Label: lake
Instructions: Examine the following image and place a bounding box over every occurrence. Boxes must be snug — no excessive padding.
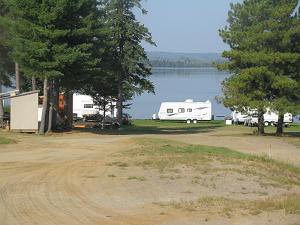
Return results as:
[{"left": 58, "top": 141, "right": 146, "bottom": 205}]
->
[{"left": 125, "top": 67, "right": 231, "bottom": 119}]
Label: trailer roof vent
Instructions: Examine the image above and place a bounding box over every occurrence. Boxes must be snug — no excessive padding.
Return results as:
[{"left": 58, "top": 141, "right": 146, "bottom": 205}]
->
[{"left": 185, "top": 99, "right": 194, "bottom": 103}]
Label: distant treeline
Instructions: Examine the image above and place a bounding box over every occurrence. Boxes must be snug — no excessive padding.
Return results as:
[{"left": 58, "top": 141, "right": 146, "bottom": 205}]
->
[{"left": 150, "top": 58, "right": 225, "bottom": 68}]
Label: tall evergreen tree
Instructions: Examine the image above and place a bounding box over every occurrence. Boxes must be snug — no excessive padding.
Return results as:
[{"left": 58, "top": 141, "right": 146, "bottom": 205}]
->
[
  {"left": 218, "top": 0, "right": 300, "bottom": 135},
  {"left": 103, "top": 0, "right": 156, "bottom": 125},
  {"left": 2, "top": 0, "right": 103, "bottom": 133},
  {"left": 0, "top": 0, "right": 13, "bottom": 123}
]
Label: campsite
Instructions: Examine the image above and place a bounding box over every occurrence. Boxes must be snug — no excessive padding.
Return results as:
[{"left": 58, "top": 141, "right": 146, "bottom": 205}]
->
[
  {"left": 1, "top": 0, "right": 300, "bottom": 225},
  {"left": 0, "top": 121, "right": 300, "bottom": 225}
]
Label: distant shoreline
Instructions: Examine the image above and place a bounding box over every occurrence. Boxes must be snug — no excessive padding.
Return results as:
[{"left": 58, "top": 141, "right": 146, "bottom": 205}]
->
[{"left": 152, "top": 66, "right": 218, "bottom": 70}]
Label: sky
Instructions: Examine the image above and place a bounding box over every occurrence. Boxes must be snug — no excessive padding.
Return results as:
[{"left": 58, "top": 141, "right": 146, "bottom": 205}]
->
[{"left": 136, "top": 0, "right": 241, "bottom": 53}]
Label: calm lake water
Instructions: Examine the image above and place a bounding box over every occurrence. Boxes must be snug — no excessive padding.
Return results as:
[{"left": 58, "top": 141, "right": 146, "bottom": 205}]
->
[{"left": 125, "top": 67, "right": 231, "bottom": 119}]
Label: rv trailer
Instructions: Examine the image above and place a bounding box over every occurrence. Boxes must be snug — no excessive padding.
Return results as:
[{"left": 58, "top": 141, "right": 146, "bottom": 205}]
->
[
  {"left": 157, "top": 99, "right": 212, "bottom": 123},
  {"left": 232, "top": 109, "right": 293, "bottom": 126},
  {"left": 231, "top": 111, "right": 248, "bottom": 124},
  {"left": 73, "top": 94, "right": 116, "bottom": 119}
]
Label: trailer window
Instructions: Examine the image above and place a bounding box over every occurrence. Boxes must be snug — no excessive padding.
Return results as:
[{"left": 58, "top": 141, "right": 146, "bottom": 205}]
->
[
  {"left": 84, "top": 104, "right": 93, "bottom": 109},
  {"left": 187, "top": 108, "right": 192, "bottom": 113},
  {"left": 167, "top": 109, "right": 173, "bottom": 113},
  {"left": 178, "top": 108, "right": 185, "bottom": 113}
]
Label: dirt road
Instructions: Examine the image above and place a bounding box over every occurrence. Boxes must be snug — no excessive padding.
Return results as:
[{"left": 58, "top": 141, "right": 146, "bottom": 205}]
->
[{"left": 0, "top": 130, "right": 299, "bottom": 225}]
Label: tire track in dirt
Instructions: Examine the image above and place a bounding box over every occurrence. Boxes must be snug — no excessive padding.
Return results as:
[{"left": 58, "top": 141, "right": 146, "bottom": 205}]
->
[{"left": 0, "top": 134, "right": 141, "bottom": 224}]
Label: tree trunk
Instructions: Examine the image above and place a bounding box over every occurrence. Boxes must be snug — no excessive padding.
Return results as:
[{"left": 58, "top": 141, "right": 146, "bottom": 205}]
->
[
  {"left": 101, "top": 101, "right": 106, "bottom": 130},
  {"left": 64, "top": 89, "right": 73, "bottom": 130},
  {"left": 257, "top": 109, "right": 265, "bottom": 135},
  {"left": 110, "top": 101, "right": 114, "bottom": 118},
  {"left": 117, "top": 79, "right": 123, "bottom": 125},
  {"left": 52, "top": 79, "right": 59, "bottom": 129},
  {"left": 0, "top": 84, "right": 4, "bottom": 124},
  {"left": 15, "top": 62, "right": 20, "bottom": 91},
  {"left": 47, "top": 80, "right": 53, "bottom": 133},
  {"left": 31, "top": 76, "right": 36, "bottom": 91},
  {"left": 276, "top": 114, "right": 284, "bottom": 136},
  {"left": 39, "top": 78, "right": 49, "bottom": 135},
  {"left": 103, "top": 101, "right": 106, "bottom": 119}
]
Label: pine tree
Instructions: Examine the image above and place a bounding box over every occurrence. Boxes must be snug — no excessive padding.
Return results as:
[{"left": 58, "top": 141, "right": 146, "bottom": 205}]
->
[
  {"left": 2, "top": 0, "right": 103, "bottom": 133},
  {"left": 0, "top": 0, "right": 13, "bottom": 123},
  {"left": 218, "top": 0, "right": 300, "bottom": 135},
  {"left": 102, "top": 0, "right": 156, "bottom": 125}
]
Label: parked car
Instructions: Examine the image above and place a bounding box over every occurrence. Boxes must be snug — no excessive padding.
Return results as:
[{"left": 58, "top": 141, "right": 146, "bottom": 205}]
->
[
  {"left": 83, "top": 113, "right": 103, "bottom": 122},
  {"left": 73, "top": 113, "right": 82, "bottom": 122}
]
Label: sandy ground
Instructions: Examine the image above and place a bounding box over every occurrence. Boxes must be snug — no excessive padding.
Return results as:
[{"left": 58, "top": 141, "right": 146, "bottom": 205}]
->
[{"left": 0, "top": 129, "right": 299, "bottom": 225}]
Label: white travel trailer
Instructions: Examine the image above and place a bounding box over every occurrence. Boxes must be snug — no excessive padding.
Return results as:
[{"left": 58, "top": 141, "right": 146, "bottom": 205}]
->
[
  {"left": 157, "top": 99, "right": 212, "bottom": 123},
  {"left": 231, "top": 111, "right": 248, "bottom": 124},
  {"left": 232, "top": 109, "right": 293, "bottom": 126},
  {"left": 73, "top": 94, "right": 116, "bottom": 118}
]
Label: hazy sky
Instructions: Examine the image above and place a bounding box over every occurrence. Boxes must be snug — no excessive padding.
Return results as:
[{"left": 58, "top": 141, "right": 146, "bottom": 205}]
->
[{"left": 137, "top": 0, "right": 242, "bottom": 53}]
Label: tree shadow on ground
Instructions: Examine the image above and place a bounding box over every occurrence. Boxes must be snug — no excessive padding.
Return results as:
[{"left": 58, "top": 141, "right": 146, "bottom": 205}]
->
[
  {"left": 73, "top": 120, "right": 224, "bottom": 135},
  {"left": 261, "top": 132, "right": 300, "bottom": 138}
]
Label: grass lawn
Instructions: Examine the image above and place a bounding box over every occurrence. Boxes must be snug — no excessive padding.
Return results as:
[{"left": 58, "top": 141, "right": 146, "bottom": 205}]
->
[
  {"left": 264, "top": 123, "right": 300, "bottom": 134},
  {"left": 126, "top": 119, "right": 225, "bottom": 133},
  {"left": 125, "top": 120, "right": 300, "bottom": 136},
  {"left": 76, "top": 119, "right": 226, "bottom": 135},
  {"left": 0, "top": 136, "right": 15, "bottom": 144},
  {"left": 75, "top": 119, "right": 300, "bottom": 137}
]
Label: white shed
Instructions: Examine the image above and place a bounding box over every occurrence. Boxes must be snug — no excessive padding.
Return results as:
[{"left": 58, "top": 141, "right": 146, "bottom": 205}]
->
[{"left": 10, "top": 91, "right": 39, "bottom": 132}]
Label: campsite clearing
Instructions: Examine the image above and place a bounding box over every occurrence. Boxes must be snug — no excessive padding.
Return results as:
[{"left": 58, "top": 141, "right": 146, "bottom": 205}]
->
[{"left": 0, "top": 121, "right": 299, "bottom": 225}]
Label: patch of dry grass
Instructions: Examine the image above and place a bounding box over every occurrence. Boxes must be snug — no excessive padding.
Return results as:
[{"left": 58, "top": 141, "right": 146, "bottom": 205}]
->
[
  {"left": 128, "top": 176, "right": 146, "bottom": 181},
  {"left": 156, "top": 194, "right": 300, "bottom": 216},
  {"left": 123, "top": 138, "right": 300, "bottom": 188}
]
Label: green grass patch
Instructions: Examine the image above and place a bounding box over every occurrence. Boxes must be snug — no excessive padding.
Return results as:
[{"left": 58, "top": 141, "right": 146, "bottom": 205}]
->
[
  {"left": 86, "top": 120, "right": 225, "bottom": 135},
  {"left": 0, "top": 136, "right": 15, "bottom": 145},
  {"left": 264, "top": 123, "right": 300, "bottom": 136}
]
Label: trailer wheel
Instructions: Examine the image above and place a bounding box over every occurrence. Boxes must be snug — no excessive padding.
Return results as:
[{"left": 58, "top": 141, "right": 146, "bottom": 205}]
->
[
  {"left": 193, "top": 119, "right": 197, "bottom": 124},
  {"left": 187, "top": 119, "right": 191, "bottom": 124},
  {"left": 264, "top": 121, "right": 269, "bottom": 127}
]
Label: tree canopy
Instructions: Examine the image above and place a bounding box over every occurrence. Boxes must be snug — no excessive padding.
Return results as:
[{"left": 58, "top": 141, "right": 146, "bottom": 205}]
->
[
  {"left": 0, "top": 0, "right": 155, "bottom": 132},
  {"left": 101, "top": 0, "right": 156, "bottom": 123},
  {"left": 218, "top": 0, "right": 300, "bottom": 135}
]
